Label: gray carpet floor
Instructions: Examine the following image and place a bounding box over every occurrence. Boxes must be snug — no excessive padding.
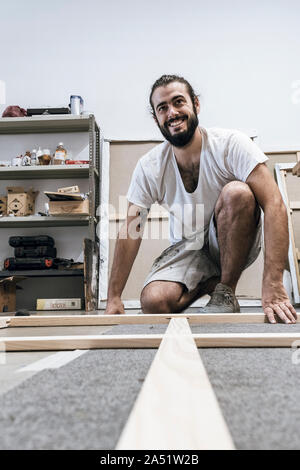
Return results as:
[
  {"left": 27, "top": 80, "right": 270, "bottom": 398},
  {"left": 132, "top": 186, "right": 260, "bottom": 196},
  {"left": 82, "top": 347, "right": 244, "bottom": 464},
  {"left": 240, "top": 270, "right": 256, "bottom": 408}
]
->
[{"left": 0, "top": 323, "right": 300, "bottom": 449}]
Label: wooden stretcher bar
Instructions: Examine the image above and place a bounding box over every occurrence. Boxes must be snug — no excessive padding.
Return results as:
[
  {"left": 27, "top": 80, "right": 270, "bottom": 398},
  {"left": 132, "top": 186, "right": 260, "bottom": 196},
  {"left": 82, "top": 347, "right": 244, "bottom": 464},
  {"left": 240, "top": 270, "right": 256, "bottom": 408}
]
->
[
  {"left": 1, "top": 332, "right": 300, "bottom": 352},
  {"left": 116, "top": 318, "right": 235, "bottom": 450},
  {"left": 0, "top": 318, "right": 7, "bottom": 329},
  {"left": 3, "top": 312, "right": 296, "bottom": 328}
]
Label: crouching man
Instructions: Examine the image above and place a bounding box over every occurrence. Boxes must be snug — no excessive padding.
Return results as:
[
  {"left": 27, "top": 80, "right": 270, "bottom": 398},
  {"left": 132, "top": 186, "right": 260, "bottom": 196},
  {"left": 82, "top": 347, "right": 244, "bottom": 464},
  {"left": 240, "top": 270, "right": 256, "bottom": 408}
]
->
[{"left": 105, "top": 74, "right": 297, "bottom": 324}]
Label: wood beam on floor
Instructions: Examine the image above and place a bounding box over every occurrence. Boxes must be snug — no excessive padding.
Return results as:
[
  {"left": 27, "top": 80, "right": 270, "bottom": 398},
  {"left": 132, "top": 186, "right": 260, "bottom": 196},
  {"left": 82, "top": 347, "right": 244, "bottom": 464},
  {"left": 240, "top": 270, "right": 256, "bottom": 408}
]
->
[
  {"left": 116, "top": 318, "right": 235, "bottom": 450},
  {"left": 1, "top": 332, "right": 300, "bottom": 351},
  {"left": 3, "top": 312, "right": 295, "bottom": 328}
]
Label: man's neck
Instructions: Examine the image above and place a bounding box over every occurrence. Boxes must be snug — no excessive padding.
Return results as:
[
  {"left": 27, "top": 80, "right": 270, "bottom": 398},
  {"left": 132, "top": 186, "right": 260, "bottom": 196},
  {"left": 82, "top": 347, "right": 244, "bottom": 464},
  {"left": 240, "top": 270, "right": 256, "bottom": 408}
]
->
[{"left": 172, "top": 127, "right": 202, "bottom": 167}]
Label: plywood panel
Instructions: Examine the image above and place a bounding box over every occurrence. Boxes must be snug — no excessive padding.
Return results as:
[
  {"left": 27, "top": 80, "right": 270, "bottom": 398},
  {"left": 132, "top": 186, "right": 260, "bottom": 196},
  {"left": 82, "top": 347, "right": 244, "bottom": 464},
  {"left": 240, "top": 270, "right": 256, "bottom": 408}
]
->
[
  {"left": 236, "top": 250, "right": 264, "bottom": 298},
  {"left": 109, "top": 219, "right": 169, "bottom": 300},
  {"left": 265, "top": 151, "right": 298, "bottom": 177},
  {"left": 109, "top": 141, "right": 169, "bottom": 301},
  {"left": 284, "top": 171, "right": 300, "bottom": 201},
  {"left": 291, "top": 212, "right": 300, "bottom": 251},
  {"left": 109, "top": 142, "right": 160, "bottom": 211}
]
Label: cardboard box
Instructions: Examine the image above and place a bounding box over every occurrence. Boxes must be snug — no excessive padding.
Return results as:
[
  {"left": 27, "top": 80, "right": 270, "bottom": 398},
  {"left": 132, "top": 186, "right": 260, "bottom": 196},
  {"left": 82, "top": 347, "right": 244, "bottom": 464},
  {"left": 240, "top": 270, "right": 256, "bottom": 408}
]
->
[
  {"left": 49, "top": 199, "right": 89, "bottom": 216},
  {"left": 0, "top": 196, "right": 7, "bottom": 216},
  {"left": 0, "top": 276, "right": 26, "bottom": 312},
  {"left": 7, "top": 187, "right": 38, "bottom": 216},
  {"left": 36, "top": 298, "right": 82, "bottom": 310}
]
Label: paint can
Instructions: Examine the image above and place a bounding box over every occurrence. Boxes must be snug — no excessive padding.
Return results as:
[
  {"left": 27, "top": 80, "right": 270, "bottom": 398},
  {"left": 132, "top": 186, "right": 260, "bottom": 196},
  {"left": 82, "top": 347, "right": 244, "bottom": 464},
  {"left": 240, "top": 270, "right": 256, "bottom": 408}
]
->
[{"left": 70, "top": 95, "right": 84, "bottom": 115}]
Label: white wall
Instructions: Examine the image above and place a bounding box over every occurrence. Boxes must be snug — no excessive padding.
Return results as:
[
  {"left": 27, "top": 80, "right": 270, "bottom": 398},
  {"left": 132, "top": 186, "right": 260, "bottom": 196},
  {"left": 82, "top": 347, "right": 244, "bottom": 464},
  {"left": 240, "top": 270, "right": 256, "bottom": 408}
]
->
[{"left": 1, "top": 0, "right": 300, "bottom": 150}]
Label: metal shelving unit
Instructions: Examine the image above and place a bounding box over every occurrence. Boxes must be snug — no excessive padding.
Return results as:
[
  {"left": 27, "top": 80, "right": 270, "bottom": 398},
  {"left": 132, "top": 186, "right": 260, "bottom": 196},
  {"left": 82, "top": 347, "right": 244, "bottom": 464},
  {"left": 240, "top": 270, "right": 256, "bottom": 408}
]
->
[
  {"left": 0, "top": 216, "right": 90, "bottom": 228},
  {"left": 0, "top": 114, "right": 100, "bottom": 241},
  {"left": 0, "top": 114, "right": 94, "bottom": 134},
  {"left": 0, "top": 269, "right": 84, "bottom": 278},
  {"left": 0, "top": 115, "right": 101, "bottom": 311},
  {"left": 0, "top": 164, "right": 89, "bottom": 179}
]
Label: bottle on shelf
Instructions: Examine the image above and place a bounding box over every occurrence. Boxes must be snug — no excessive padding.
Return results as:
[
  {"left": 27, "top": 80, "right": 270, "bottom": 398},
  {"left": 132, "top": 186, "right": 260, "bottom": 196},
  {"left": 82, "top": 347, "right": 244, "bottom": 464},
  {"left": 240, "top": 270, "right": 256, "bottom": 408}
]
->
[
  {"left": 38, "top": 149, "right": 51, "bottom": 166},
  {"left": 53, "top": 142, "right": 67, "bottom": 165},
  {"left": 36, "top": 147, "right": 43, "bottom": 165},
  {"left": 22, "top": 151, "right": 32, "bottom": 166},
  {"left": 30, "top": 149, "right": 37, "bottom": 166}
]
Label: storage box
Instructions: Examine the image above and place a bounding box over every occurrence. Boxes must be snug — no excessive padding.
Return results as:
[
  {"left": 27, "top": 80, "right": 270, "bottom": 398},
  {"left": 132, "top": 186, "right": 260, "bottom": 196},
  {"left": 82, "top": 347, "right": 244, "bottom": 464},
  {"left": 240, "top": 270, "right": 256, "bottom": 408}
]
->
[
  {"left": 0, "top": 276, "right": 26, "bottom": 312},
  {"left": 36, "top": 298, "right": 82, "bottom": 310},
  {"left": 7, "top": 187, "right": 38, "bottom": 216},
  {"left": 0, "top": 196, "right": 7, "bottom": 216},
  {"left": 49, "top": 199, "right": 89, "bottom": 216}
]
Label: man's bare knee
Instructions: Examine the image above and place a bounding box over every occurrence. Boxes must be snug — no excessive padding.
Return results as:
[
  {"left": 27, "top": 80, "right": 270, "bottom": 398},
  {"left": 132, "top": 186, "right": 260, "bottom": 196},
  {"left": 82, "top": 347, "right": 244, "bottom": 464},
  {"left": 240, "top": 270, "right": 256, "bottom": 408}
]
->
[
  {"left": 140, "top": 290, "right": 172, "bottom": 313},
  {"left": 140, "top": 282, "right": 183, "bottom": 314},
  {"left": 215, "top": 181, "right": 256, "bottom": 217}
]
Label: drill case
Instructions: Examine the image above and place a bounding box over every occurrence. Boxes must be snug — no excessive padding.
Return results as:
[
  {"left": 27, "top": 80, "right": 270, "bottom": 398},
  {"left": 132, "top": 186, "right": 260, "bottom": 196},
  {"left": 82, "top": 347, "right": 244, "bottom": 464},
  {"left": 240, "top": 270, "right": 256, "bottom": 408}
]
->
[
  {"left": 4, "top": 257, "right": 54, "bottom": 270},
  {"left": 9, "top": 236, "right": 55, "bottom": 248},
  {"left": 14, "top": 246, "right": 57, "bottom": 258}
]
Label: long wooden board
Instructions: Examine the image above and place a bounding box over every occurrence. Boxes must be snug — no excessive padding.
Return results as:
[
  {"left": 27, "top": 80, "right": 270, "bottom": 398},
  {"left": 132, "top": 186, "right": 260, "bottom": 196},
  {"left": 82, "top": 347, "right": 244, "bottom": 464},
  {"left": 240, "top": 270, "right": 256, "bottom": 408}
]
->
[
  {"left": 116, "top": 318, "right": 235, "bottom": 450},
  {"left": 1, "top": 332, "right": 300, "bottom": 351},
  {"left": 0, "top": 318, "right": 7, "bottom": 329},
  {"left": 4, "top": 312, "right": 296, "bottom": 328}
]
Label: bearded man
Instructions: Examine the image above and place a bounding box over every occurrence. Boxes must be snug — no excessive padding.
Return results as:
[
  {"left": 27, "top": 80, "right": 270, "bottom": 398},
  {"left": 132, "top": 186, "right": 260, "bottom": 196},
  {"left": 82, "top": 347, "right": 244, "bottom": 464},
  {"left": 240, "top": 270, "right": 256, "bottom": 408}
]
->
[{"left": 105, "top": 74, "right": 296, "bottom": 324}]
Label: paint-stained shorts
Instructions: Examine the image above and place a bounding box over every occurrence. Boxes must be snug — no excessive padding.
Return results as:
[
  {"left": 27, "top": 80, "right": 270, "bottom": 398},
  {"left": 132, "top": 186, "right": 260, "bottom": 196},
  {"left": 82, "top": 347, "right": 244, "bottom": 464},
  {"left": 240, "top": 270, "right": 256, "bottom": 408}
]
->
[{"left": 143, "top": 211, "right": 262, "bottom": 292}]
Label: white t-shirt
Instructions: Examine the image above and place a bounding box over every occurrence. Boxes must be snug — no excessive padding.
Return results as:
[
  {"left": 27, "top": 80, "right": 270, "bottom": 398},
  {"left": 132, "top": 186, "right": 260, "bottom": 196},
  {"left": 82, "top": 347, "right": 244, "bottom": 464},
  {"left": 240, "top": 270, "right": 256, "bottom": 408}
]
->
[{"left": 126, "top": 127, "right": 268, "bottom": 245}]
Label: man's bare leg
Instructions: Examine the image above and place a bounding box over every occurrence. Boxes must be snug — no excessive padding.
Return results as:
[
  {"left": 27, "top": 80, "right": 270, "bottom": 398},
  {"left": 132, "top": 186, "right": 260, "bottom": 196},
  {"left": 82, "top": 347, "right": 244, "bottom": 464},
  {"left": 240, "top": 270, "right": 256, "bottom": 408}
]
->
[
  {"left": 141, "top": 181, "right": 258, "bottom": 314},
  {"left": 140, "top": 276, "right": 220, "bottom": 314},
  {"left": 214, "top": 181, "right": 259, "bottom": 292},
  {"left": 199, "top": 181, "right": 259, "bottom": 313}
]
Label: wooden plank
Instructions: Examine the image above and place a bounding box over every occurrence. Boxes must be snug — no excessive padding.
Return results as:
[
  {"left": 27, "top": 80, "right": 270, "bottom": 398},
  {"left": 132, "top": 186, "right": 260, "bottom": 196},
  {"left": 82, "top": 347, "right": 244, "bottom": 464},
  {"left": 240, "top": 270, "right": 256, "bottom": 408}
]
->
[
  {"left": 282, "top": 170, "right": 300, "bottom": 298},
  {"left": 0, "top": 318, "right": 8, "bottom": 329},
  {"left": 4, "top": 312, "right": 294, "bottom": 328},
  {"left": 2, "top": 332, "right": 300, "bottom": 352},
  {"left": 116, "top": 318, "right": 234, "bottom": 450},
  {"left": 84, "top": 238, "right": 99, "bottom": 312},
  {"left": 275, "top": 165, "right": 300, "bottom": 303},
  {"left": 292, "top": 162, "right": 300, "bottom": 176}
]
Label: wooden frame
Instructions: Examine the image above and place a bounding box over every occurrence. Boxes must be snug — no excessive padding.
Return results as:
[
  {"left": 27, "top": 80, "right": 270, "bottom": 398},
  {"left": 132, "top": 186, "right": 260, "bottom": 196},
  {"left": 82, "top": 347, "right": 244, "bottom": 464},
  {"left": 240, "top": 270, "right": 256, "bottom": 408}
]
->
[
  {"left": 275, "top": 163, "right": 300, "bottom": 303},
  {"left": 1, "top": 332, "right": 300, "bottom": 352},
  {"left": 116, "top": 318, "right": 235, "bottom": 450},
  {"left": 2, "top": 312, "right": 298, "bottom": 328}
]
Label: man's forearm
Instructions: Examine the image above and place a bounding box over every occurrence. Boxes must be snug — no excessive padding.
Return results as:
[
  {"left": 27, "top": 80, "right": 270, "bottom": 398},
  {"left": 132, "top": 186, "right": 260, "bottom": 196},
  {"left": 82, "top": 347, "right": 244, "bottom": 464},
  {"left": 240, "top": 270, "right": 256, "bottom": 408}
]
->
[
  {"left": 263, "top": 199, "right": 289, "bottom": 282},
  {"left": 108, "top": 227, "right": 142, "bottom": 299}
]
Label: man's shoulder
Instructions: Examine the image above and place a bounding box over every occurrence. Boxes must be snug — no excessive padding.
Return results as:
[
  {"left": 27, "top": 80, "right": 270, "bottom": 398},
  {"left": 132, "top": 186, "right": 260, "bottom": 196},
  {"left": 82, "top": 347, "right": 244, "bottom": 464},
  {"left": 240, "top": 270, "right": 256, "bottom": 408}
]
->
[
  {"left": 204, "top": 127, "right": 247, "bottom": 142},
  {"left": 139, "top": 140, "right": 172, "bottom": 173},
  {"left": 203, "top": 127, "right": 254, "bottom": 154}
]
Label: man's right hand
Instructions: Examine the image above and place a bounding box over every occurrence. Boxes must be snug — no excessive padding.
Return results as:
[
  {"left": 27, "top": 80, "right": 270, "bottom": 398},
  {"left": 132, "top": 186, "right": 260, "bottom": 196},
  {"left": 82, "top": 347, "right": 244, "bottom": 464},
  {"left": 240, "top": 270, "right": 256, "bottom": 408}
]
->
[{"left": 104, "top": 297, "right": 125, "bottom": 315}]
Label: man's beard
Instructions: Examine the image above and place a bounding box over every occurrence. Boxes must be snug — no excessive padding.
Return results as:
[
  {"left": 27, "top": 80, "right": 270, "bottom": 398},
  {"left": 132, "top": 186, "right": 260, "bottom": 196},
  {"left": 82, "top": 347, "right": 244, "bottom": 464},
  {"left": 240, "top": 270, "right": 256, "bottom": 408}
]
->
[{"left": 157, "top": 109, "right": 199, "bottom": 148}]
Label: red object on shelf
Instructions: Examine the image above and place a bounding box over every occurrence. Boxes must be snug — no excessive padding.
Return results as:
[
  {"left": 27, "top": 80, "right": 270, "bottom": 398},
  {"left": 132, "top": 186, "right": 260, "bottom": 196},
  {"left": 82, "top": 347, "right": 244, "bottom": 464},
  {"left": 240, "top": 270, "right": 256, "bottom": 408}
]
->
[{"left": 65, "top": 160, "right": 89, "bottom": 165}]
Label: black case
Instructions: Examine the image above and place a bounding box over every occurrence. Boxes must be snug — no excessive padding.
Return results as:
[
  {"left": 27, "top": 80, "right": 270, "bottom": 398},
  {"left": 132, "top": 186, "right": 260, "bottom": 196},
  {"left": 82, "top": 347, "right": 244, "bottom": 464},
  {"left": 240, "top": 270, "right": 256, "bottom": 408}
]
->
[
  {"left": 9, "top": 236, "right": 55, "bottom": 248},
  {"left": 27, "top": 107, "right": 70, "bottom": 116},
  {"left": 4, "top": 257, "right": 54, "bottom": 270},
  {"left": 14, "top": 246, "right": 57, "bottom": 258}
]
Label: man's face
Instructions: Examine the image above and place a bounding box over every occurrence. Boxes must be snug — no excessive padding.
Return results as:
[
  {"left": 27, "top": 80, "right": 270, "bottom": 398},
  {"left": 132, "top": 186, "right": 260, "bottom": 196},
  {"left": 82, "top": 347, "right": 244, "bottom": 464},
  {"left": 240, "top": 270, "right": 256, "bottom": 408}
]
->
[{"left": 151, "top": 82, "right": 200, "bottom": 147}]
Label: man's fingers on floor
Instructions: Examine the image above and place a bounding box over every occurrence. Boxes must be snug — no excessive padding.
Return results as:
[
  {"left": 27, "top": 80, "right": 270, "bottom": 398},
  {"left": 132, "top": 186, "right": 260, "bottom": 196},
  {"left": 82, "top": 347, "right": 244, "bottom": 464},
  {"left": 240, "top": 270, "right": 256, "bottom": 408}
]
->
[
  {"left": 280, "top": 303, "right": 297, "bottom": 323},
  {"left": 273, "top": 305, "right": 292, "bottom": 324},
  {"left": 264, "top": 307, "right": 276, "bottom": 324},
  {"left": 286, "top": 302, "right": 298, "bottom": 319}
]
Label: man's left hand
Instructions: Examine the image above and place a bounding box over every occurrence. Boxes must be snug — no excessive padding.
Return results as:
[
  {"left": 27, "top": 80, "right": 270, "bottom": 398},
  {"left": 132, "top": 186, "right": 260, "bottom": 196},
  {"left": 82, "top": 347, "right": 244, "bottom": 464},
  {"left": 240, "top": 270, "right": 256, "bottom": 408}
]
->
[{"left": 262, "top": 281, "right": 298, "bottom": 323}]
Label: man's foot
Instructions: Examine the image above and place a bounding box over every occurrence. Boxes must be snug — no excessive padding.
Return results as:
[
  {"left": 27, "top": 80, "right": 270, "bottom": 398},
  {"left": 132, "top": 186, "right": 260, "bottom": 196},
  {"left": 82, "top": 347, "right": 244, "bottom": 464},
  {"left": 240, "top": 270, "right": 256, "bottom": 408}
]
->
[{"left": 198, "top": 283, "right": 240, "bottom": 313}]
